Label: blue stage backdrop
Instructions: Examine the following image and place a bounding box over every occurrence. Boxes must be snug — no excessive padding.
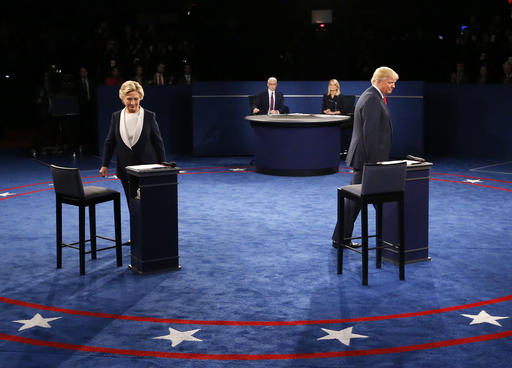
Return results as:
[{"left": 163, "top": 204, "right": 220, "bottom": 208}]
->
[
  {"left": 96, "top": 82, "right": 424, "bottom": 159},
  {"left": 424, "top": 83, "right": 512, "bottom": 160},
  {"left": 96, "top": 82, "right": 512, "bottom": 161},
  {"left": 192, "top": 81, "right": 425, "bottom": 158}
]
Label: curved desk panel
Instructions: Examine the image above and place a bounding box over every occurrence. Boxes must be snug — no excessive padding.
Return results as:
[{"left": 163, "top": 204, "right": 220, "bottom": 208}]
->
[{"left": 246, "top": 114, "right": 350, "bottom": 176}]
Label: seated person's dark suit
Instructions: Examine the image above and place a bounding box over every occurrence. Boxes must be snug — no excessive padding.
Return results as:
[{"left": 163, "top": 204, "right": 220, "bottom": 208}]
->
[
  {"left": 251, "top": 90, "right": 285, "bottom": 114},
  {"left": 322, "top": 93, "right": 344, "bottom": 114}
]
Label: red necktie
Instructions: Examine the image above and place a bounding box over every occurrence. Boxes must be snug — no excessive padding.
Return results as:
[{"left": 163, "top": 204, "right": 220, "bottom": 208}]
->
[
  {"left": 383, "top": 96, "right": 387, "bottom": 105},
  {"left": 270, "top": 93, "right": 274, "bottom": 111},
  {"left": 158, "top": 74, "right": 163, "bottom": 85}
]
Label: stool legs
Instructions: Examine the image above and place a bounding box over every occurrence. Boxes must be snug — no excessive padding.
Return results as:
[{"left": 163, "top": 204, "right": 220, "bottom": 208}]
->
[
  {"left": 376, "top": 203, "right": 383, "bottom": 269},
  {"left": 56, "top": 199, "right": 62, "bottom": 269},
  {"left": 336, "top": 191, "right": 405, "bottom": 285},
  {"left": 89, "top": 204, "right": 97, "bottom": 259},
  {"left": 79, "top": 205, "right": 86, "bottom": 275},
  {"left": 337, "top": 189, "right": 344, "bottom": 274},
  {"left": 361, "top": 203, "right": 368, "bottom": 286},
  {"left": 114, "top": 194, "right": 122, "bottom": 267},
  {"left": 398, "top": 194, "right": 405, "bottom": 280}
]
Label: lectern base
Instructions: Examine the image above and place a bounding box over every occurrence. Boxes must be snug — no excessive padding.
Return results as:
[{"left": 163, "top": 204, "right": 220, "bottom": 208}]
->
[
  {"left": 128, "top": 255, "right": 180, "bottom": 274},
  {"left": 255, "top": 166, "right": 338, "bottom": 176},
  {"left": 382, "top": 256, "right": 432, "bottom": 265}
]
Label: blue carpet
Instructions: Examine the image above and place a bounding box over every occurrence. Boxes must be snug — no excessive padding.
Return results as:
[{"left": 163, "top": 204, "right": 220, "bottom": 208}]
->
[{"left": 0, "top": 149, "right": 511, "bottom": 367}]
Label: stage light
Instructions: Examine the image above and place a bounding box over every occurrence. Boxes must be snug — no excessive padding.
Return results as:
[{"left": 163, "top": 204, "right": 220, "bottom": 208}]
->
[{"left": 312, "top": 10, "right": 332, "bottom": 24}]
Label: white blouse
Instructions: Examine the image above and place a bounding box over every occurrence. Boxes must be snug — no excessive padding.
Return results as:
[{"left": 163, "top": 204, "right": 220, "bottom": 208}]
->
[{"left": 119, "top": 107, "right": 144, "bottom": 149}]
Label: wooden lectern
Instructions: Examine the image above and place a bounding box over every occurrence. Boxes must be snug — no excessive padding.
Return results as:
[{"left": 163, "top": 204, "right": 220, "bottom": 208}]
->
[{"left": 125, "top": 164, "right": 180, "bottom": 273}]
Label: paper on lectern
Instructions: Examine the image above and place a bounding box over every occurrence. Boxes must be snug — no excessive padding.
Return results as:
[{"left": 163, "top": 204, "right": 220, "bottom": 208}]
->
[{"left": 125, "top": 164, "right": 166, "bottom": 171}]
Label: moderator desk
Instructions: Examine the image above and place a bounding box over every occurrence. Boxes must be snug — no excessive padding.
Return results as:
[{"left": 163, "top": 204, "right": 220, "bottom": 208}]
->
[{"left": 246, "top": 114, "right": 350, "bottom": 176}]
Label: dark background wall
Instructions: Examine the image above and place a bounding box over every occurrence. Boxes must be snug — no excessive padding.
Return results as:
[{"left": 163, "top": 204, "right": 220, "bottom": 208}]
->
[
  {"left": 1, "top": 1, "right": 511, "bottom": 160},
  {"left": 424, "top": 83, "right": 512, "bottom": 159}
]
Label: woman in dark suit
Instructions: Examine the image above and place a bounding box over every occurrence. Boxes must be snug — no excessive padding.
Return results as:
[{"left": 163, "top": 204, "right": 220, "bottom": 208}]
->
[
  {"left": 322, "top": 79, "right": 344, "bottom": 114},
  {"left": 99, "top": 80, "right": 166, "bottom": 205}
]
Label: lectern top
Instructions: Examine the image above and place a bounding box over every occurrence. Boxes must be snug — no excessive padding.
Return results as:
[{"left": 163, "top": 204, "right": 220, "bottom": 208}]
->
[{"left": 125, "top": 164, "right": 181, "bottom": 177}]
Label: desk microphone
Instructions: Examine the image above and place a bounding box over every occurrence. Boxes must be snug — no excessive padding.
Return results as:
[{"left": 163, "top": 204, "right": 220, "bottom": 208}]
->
[
  {"left": 406, "top": 155, "right": 425, "bottom": 162},
  {"left": 161, "top": 161, "right": 177, "bottom": 168}
]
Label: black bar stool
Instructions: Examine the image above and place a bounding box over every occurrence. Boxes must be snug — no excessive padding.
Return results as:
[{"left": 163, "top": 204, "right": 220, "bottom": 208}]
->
[
  {"left": 336, "top": 162, "right": 406, "bottom": 285},
  {"left": 50, "top": 165, "right": 122, "bottom": 275}
]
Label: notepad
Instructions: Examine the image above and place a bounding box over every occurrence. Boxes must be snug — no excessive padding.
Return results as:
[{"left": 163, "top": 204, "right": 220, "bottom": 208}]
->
[{"left": 125, "top": 164, "right": 167, "bottom": 171}]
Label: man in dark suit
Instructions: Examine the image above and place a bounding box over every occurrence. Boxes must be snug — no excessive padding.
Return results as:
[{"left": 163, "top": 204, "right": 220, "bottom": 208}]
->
[
  {"left": 332, "top": 66, "right": 399, "bottom": 247},
  {"left": 252, "top": 77, "right": 285, "bottom": 115},
  {"left": 176, "top": 64, "right": 195, "bottom": 85},
  {"left": 149, "top": 63, "right": 174, "bottom": 85},
  {"left": 99, "top": 80, "right": 166, "bottom": 207}
]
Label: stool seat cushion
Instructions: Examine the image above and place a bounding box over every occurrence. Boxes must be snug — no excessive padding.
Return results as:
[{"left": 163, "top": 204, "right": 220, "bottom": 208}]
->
[
  {"left": 341, "top": 184, "right": 362, "bottom": 197},
  {"left": 83, "top": 186, "right": 119, "bottom": 200}
]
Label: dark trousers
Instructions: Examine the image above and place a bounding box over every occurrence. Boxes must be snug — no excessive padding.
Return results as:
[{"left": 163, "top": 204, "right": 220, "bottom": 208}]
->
[
  {"left": 119, "top": 176, "right": 132, "bottom": 213},
  {"left": 332, "top": 169, "right": 363, "bottom": 243}
]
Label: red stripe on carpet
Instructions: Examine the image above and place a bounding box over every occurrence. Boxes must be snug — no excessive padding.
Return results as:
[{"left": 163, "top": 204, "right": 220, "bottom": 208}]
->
[
  {"left": 1, "top": 330, "right": 511, "bottom": 360},
  {"left": 1, "top": 294, "right": 511, "bottom": 326}
]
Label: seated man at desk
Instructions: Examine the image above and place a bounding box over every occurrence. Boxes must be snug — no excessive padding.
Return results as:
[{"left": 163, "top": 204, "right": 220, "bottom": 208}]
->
[{"left": 252, "top": 77, "right": 285, "bottom": 115}]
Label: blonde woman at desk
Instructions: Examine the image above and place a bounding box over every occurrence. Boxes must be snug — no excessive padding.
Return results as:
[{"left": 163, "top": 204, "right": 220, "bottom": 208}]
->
[{"left": 322, "top": 79, "right": 345, "bottom": 115}]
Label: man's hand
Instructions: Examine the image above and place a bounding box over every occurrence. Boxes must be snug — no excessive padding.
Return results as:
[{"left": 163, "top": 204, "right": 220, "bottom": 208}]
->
[{"left": 99, "top": 166, "right": 108, "bottom": 177}]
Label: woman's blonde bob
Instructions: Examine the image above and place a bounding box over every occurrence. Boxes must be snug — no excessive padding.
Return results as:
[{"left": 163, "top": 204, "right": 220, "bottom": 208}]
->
[{"left": 119, "top": 80, "right": 144, "bottom": 101}]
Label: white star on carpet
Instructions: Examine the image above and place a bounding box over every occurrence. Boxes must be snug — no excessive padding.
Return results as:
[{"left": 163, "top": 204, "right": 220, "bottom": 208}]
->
[
  {"left": 317, "top": 326, "right": 368, "bottom": 346},
  {"left": 0, "top": 192, "right": 15, "bottom": 197},
  {"left": 461, "top": 310, "right": 509, "bottom": 326},
  {"left": 464, "top": 179, "right": 482, "bottom": 183},
  {"left": 153, "top": 327, "right": 202, "bottom": 347},
  {"left": 12, "top": 313, "right": 62, "bottom": 331},
  {"left": 229, "top": 168, "right": 246, "bottom": 171}
]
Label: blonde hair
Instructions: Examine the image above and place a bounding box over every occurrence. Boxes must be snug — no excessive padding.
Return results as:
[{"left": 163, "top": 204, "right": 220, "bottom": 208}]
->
[
  {"left": 327, "top": 79, "right": 341, "bottom": 96},
  {"left": 371, "top": 67, "right": 399, "bottom": 84},
  {"left": 119, "top": 80, "right": 144, "bottom": 101}
]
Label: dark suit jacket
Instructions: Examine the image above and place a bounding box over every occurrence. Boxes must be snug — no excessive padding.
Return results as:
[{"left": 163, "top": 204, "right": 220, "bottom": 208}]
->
[
  {"left": 321, "top": 93, "right": 344, "bottom": 113},
  {"left": 78, "top": 78, "right": 94, "bottom": 104},
  {"left": 101, "top": 109, "right": 166, "bottom": 181},
  {"left": 345, "top": 86, "right": 392, "bottom": 170},
  {"left": 252, "top": 90, "right": 285, "bottom": 114}
]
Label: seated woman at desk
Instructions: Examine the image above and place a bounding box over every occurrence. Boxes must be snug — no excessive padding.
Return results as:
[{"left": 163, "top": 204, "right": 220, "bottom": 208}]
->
[{"left": 322, "top": 79, "right": 344, "bottom": 115}]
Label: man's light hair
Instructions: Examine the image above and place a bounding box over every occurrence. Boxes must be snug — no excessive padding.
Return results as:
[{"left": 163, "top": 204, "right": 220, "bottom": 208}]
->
[
  {"left": 267, "top": 77, "right": 278, "bottom": 84},
  {"left": 371, "top": 67, "right": 399, "bottom": 84}
]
